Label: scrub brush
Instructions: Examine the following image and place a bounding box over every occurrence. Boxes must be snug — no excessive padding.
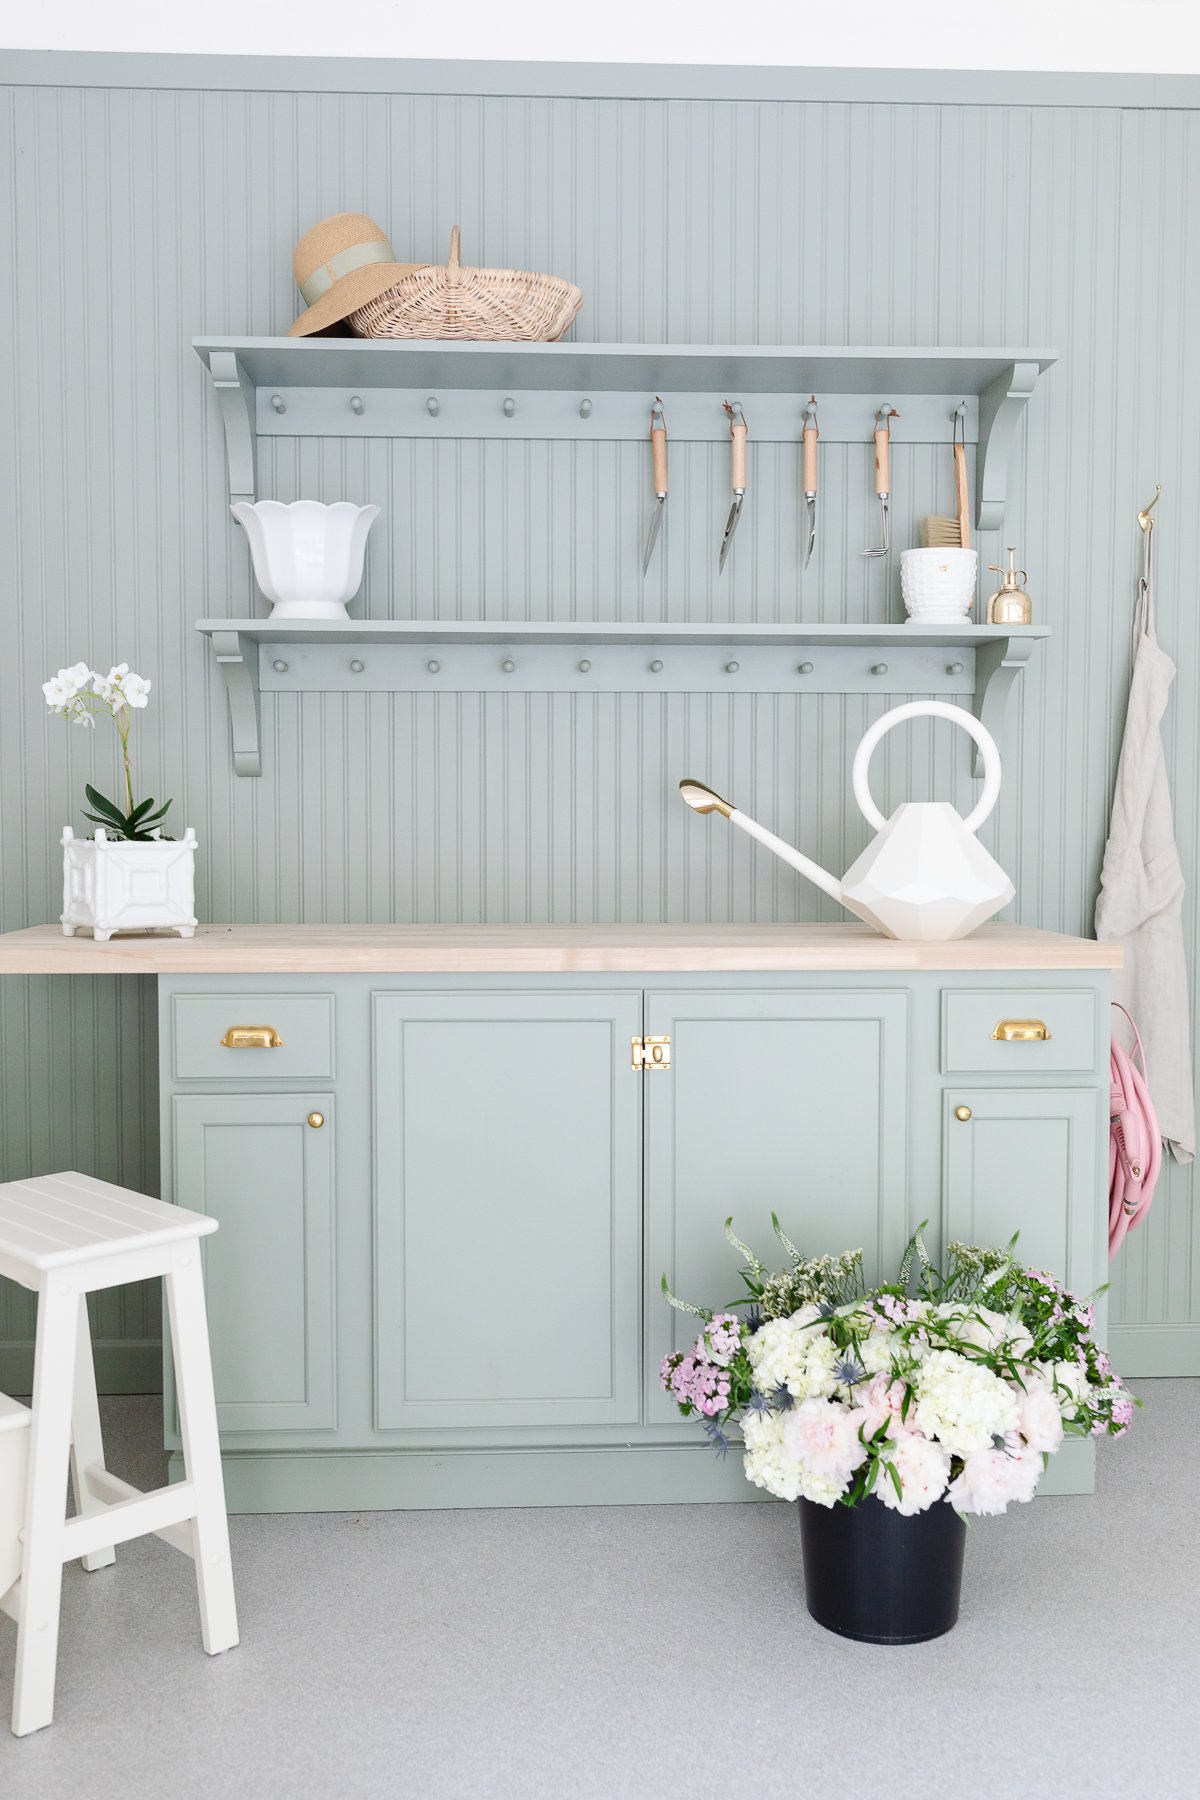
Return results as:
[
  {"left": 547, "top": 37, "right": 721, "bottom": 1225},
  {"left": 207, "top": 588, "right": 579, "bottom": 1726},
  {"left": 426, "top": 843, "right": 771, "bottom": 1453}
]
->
[{"left": 920, "top": 406, "right": 971, "bottom": 549}]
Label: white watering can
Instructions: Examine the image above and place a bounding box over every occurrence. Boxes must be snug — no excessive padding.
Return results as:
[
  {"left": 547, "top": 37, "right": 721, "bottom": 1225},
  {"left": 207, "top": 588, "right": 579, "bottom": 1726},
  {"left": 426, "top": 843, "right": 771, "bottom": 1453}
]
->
[{"left": 680, "top": 700, "right": 1014, "bottom": 942}]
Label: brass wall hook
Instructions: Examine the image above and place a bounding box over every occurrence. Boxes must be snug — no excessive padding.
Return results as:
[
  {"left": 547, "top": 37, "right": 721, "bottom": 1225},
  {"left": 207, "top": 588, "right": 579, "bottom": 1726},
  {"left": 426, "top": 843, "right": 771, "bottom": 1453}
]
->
[{"left": 1137, "top": 483, "right": 1161, "bottom": 532}]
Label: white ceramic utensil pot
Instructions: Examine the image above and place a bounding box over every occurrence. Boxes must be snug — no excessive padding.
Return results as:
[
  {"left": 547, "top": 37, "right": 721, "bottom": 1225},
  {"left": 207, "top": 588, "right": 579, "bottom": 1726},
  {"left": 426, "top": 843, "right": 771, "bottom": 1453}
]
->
[
  {"left": 231, "top": 500, "right": 380, "bottom": 620},
  {"left": 900, "top": 547, "right": 978, "bottom": 621},
  {"left": 61, "top": 826, "right": 198, "bottom": 940}
]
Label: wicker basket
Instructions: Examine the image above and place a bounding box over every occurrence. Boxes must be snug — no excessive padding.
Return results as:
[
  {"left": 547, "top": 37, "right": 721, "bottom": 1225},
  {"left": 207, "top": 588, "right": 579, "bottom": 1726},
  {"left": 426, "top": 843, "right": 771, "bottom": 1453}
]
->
[{"left": 348, "top": 227, "right": 583, "bottom": 342}]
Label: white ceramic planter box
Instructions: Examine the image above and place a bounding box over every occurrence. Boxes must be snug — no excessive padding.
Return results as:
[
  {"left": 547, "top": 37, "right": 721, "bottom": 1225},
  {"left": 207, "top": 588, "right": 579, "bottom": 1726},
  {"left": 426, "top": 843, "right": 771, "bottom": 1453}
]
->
[{"left": 61, "top": 826, "right": 198, "bottom": 941}]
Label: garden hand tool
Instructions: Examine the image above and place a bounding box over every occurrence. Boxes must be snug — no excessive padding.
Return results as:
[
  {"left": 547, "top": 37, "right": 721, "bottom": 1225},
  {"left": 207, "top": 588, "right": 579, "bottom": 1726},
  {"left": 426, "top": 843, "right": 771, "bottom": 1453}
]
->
[
  {"left": 642, "top": 399, "right": 668, "bottom": 574},
  {"left": 864, "top": 405, "right": 900, "bottom": 557},
  {"left": 679, "top": 700, "right": 1013, "bottom": 942},
  {"left": 921, "top": 403, "right": 972, "bottom": 549},
  {"left": 802, "top": 397, "right": 819, "bottom": 568},
  {"left": 718, "top": 401, "right": 748, "bottom": 572}
]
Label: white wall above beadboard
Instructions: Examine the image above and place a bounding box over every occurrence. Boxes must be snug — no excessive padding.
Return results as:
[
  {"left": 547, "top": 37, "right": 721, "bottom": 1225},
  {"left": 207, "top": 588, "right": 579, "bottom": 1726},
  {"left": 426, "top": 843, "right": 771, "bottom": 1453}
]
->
[{"left": 5, "top": 0, "right": 1200, "bottom": 74}]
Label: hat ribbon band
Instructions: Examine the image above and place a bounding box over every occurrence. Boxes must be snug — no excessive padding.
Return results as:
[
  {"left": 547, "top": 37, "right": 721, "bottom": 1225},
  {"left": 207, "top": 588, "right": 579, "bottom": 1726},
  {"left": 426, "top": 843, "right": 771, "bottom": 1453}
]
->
[{"left": 299, "top": 239, "right": 396, "bottom": 306}]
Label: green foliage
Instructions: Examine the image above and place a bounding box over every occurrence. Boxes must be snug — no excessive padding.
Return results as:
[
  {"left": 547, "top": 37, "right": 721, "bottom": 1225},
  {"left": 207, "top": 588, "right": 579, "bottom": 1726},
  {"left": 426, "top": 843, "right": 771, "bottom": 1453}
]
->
[{"left": 81, "top": 783, "right": 174, "bottom": 843}]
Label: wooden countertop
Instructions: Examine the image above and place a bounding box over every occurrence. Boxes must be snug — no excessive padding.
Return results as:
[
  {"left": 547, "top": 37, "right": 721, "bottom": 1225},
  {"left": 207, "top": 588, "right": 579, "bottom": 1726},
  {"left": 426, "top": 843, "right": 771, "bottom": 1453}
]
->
[{"left": 0, "top": 923, "right": 1122, "bottom": 974}]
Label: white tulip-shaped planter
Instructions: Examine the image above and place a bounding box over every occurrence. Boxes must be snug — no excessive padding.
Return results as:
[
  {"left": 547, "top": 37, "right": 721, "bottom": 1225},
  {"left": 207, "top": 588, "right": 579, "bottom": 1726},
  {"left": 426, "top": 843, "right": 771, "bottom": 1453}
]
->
[
  {"left": 61, "top": 827, "right": 198, "bottom": 941},
  {"left": 680, "top": 701, "right": 1014, "bottom": 942},
  {"left": 232, "top": 500, "right": 380, "bottom": 621}
]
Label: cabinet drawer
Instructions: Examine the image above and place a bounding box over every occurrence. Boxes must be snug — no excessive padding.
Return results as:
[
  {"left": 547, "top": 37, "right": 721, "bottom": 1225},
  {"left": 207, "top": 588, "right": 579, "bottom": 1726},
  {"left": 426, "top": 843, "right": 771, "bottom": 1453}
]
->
[
  {"left": 171, "top": 993, "right": 335, "bottom": 1080},
  {"left": 941, "top": 989, "right": 1098, "bottom": 1074}
]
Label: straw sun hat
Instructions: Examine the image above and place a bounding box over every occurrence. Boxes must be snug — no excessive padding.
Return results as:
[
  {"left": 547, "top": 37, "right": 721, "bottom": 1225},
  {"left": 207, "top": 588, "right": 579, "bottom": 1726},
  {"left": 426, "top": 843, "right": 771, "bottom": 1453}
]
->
[{"left": 287, "top": 213, "right": 421, "bottom": 338}]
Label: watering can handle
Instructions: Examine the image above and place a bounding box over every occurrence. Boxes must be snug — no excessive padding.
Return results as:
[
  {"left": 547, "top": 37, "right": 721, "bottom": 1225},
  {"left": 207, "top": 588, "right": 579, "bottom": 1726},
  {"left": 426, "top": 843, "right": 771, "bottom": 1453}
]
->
[{"left": 852, "top": 701, "right": 1002, "bottom": 836}]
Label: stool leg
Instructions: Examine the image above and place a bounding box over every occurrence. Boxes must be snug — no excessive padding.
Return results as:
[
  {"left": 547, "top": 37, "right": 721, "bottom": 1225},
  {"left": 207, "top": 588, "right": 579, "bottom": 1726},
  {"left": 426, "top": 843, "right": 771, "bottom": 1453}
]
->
[
  {"left": 69, "top": 1295, "right": 116, "bottom": 1573},
  {"left": 12, "top": 1281, "right": 79, "bottom": 1737},
  {"left": 165, "top": 1244, "right": 238, "bottom": 1656}
]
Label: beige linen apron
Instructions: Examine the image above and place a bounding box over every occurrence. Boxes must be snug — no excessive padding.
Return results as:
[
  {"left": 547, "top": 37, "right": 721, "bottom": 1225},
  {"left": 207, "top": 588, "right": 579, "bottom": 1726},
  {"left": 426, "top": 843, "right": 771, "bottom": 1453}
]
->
[{"left": 1095, "top": 582, "right": 1195, "bottom": 1162}]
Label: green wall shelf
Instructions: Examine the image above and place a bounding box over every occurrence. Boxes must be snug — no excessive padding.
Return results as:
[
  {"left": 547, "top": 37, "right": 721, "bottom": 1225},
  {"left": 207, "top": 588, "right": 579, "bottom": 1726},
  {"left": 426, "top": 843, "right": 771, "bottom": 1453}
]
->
[{"left": 196, "top": 619, "right": 1048, "bottom": 778}]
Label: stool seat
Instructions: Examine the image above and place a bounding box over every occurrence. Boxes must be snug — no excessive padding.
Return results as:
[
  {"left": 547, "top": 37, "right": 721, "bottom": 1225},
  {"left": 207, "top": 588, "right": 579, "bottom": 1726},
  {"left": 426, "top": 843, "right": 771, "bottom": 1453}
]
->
[
  {"left": 1, "top": 1170, "right": 237, "bottom": 1736},
  {"left": 0, "top": 1172, "right": 215, "bottom": 1275}
]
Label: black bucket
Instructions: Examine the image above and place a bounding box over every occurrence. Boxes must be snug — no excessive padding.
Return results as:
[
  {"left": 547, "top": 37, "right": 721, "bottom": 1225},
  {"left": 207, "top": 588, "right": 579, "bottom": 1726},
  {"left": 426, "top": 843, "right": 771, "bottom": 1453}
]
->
[{"left": 796, "top": 1495, "right": 967, "bottom": 1644}]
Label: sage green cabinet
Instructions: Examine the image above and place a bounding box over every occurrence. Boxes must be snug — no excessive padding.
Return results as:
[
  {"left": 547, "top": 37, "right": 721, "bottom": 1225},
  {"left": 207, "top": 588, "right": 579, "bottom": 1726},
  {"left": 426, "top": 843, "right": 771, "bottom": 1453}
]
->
[
  {"left": 942, "top": 1087, "right": 1099, "bottom": 1298},
  {"left": 373, "top": 991, "right": 643, "bottom": 1429},
  {"left": 644, "top": 989, "right": 910, "bottom": 1424},
  {"left": 171, "top": 1092, "right": 336, "bottom": 1432}
]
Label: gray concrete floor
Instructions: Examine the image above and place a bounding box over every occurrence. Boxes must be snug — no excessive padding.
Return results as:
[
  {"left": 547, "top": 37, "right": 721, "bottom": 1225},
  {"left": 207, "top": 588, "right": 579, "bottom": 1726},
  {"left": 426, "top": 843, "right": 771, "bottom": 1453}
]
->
[{"left": 1, "top": 1379, "right": 1196, "bottom": 1800}]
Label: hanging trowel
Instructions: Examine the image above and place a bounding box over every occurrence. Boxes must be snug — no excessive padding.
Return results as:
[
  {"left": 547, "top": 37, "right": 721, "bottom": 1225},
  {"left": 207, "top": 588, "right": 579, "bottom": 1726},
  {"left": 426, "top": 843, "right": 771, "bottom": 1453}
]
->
[
  {"left": 802, "top": 397, "right": 819, "bottom": 568},
  {"left": 642, "top": 399, "right": 668, "bottom": 575},
  {"left": 864, "top": 405, "right": 900, "bottom": 557},
  {"left": 719, "top": 401, "right": 748, "bottom": 573}
]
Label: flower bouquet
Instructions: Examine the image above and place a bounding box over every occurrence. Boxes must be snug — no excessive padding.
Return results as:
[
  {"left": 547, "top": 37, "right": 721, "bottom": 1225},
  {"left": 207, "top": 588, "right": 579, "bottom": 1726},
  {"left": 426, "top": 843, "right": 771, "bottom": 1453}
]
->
[{"left": 661, "top": 1219, "right": 1133, "bottom": 1643}]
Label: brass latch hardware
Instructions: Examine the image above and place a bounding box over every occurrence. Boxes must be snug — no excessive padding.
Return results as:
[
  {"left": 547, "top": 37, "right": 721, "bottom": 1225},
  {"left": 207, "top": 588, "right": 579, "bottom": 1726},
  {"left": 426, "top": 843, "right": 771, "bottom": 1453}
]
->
[
  {"left": 220, "top": 1025, "right": 285, "bottom": 1049},
  {"left": 990, "top": 1019, "right": 1050, "bottom": 1042},
  {"left": 631, "top": 1035, "right": 671, "bottom": 1072}
]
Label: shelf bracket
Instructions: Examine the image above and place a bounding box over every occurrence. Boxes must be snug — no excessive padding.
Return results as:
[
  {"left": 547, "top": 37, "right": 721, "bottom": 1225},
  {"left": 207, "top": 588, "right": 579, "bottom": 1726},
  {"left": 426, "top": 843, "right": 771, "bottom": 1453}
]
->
[
  {"left": 976, "top": 361, "right": 1039, "bottom": 531},
  {"left": 207, "top": 350, "right": 257, "bottom": 505},
  {"left": 973, "top": 634, "right": 1034, "bottom": 777},
  {"left": 210, "top": 630, "right": 261, "bottom": 776}
]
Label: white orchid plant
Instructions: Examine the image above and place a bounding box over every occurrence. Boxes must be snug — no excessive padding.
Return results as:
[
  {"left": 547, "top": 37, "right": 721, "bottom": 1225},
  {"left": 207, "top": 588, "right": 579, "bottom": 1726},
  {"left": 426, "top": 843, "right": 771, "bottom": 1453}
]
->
[
  {"left": 42, "top": 661, "right": 174, "bottom": 842},
  {"left": 662, "top": 1220, "right": 1134, "bottom": 1519}
]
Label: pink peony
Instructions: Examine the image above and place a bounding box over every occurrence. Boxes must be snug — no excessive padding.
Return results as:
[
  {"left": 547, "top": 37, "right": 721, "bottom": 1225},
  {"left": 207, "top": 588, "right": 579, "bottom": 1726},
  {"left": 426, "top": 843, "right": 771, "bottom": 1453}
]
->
[
  {"left": 875, "top": 1427, "right": 952, "bottom": 1516},
  {"left": 1016, "top": 1379, "right": 1064, "bottom": 1455},
  {"left": 853, "top": 1372, "right": 909, "bottom": 1440},
  {"left": 947, "top": 1434, "right": 1042, "bottom": 1516},
  {"left": 782, "top": 1397, "right": 868, "bottom": 1488}
]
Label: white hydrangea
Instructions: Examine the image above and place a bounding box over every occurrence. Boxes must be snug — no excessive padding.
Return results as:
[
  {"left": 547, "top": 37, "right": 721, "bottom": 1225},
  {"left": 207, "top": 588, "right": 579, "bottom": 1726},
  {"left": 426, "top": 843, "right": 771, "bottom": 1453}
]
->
[
  {"left": 860, "top": 1329, "right": 902, "bottom": 1376},
  {"left": 747, "top": 1317, "right": 838, "bottom": 1401},
  {"left": 741, "top": 1409, "right": 804, "bottom": 1501},
  {"left": 912, "top": 1347, "right": 1019, "bottom": 1457},
  {"left": 934, "top": 1302, "right": 1033, "bottom": 1360}
]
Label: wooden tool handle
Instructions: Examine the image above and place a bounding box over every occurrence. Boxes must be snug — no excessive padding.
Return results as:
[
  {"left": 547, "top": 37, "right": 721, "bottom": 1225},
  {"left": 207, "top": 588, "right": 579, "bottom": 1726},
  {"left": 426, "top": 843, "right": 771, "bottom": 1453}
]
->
[
  {"left": 731, "top": 422, "right": 747, "bottom": 490},
  {"left": 802, "top": 422, "right": 818, "bottom": 492},
  {"left": 651, "top": 424, "right": 668, "bottom": 494},
  {"left": 874, "top": 426, "right": 891, "bottom": 496},
  {"left": 953, "top": 439, "right": 971, "bottom": 549}
]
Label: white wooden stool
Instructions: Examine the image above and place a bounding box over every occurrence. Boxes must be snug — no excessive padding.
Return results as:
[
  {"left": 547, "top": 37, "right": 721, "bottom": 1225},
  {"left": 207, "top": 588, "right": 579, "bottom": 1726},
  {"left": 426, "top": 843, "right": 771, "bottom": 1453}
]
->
[{"left": 0, "top": 1171, "right": 238, "bottom": 1736}]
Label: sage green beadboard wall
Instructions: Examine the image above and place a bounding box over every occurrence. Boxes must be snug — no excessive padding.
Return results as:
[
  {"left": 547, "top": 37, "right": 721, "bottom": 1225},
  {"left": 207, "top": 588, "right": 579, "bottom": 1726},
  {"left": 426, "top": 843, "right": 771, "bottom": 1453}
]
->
[{"left": 0, "top": 56, "right": 1197, "bottom": 1384}]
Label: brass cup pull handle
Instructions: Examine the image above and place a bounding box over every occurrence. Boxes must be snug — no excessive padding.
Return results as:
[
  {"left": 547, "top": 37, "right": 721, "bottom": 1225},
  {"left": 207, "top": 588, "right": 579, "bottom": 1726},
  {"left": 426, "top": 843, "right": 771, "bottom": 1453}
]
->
[
  {"left": 220, "top": 1025, "right": 285, "bottom": 1050},
  {"left": 990, "top": 1019, "right": 1051, "bottom": 1042}
]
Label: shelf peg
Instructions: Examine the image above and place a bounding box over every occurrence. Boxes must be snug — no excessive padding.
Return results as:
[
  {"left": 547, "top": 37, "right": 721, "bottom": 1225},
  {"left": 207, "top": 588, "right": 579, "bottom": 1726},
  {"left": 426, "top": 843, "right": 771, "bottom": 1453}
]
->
[
  {"left": 798, "top": 661, "right": 814, "bottom": 674},
  {"left": 649, "top": 659, "right": 664, "bottom": 674},
  {"left": 579, "top": 399, "right": 592, "bottom": 419},
  {"left": 272, "top": 660, "right": 289, "bottom": 674},
  {"left": 270, "top": 394, "right": 286, "bottom": 414},
  {"left": 725, "top": 661, "right": 740, "bottom": 674},
  {"left": 350, "top": 395, "right": 365, "bottom": 416},
  {"left": 426, "top": 660, "right": 441, "bottom": 674},
  {"left": 502, "top": 658, "right": 516, "bottom": 673},
  {"left": 349, "top": 659, "right": 365, "bottom": 674},
  {"left": 578, "top": 659, "right": 592, "bottom": 673},
  {"left": 871, "top": 663, "right": 889, "bottom": 676},
  {"left": 426, "top": 396, "right": 440, "bottom": 417},
  {"left": 946, "top": 661, "right": 965, "bottom": 676},
  {"left": 503, "top": 397, "right": 516, "bottom": 418}
]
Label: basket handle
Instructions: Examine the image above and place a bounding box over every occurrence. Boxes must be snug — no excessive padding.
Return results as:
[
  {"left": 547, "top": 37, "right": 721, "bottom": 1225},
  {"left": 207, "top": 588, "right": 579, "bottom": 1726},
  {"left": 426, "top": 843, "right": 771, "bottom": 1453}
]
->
[{"left": 447, "top": 226, "right": 461, "bottom": 270}]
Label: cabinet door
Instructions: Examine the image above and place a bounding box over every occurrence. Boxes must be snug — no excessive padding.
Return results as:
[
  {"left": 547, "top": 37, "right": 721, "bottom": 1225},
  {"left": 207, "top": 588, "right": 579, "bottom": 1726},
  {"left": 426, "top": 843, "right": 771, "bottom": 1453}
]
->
[
  {"left": 943, "top": 1089, "right": 1098, "bottom": 1296},
  {"left": 374, "top": 991, "right": 643, "bottom": 1430},
  {"left": 645, "top": 990, "right": 910, "bottom": 1422},
  {"left": 172, "top": 1093, "right": 336, "bottom": 1431}
]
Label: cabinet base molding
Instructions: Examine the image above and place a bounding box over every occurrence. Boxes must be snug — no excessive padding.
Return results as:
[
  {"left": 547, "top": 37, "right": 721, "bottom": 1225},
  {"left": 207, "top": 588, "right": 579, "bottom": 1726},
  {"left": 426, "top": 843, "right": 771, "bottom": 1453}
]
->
[
  {"left": 169, "top": 1438, "right": 1096, "bottom": 1513},
  {"left": 1108, "top": 1325, "right": 1200, "bottom": 1377}
]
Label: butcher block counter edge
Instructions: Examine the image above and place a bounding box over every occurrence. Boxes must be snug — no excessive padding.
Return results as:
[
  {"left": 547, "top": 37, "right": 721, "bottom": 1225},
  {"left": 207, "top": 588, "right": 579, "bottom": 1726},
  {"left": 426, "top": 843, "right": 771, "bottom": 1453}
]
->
[{"left": 0, "top": 923, "right": 1122, "bottom": 974}]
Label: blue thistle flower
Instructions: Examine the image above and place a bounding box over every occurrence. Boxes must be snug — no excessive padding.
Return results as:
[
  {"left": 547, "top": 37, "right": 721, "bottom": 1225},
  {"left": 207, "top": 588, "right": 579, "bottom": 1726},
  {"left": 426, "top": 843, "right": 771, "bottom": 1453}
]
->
[
  {"left": 771, "top": 1385, "right": 795, "bottom": 1411},
  {"left": 745, "top": 1306, "right": 764, "bottom": 1335},
  {"left": 704, "top": 1420, "right": 732, "bottom": 1459},
  {"left": 743, "top": 1390, "right": 772, "bottom": 1416},
  {"left": 835, "top": 1355, "right": 866, "bottom": 1387}
]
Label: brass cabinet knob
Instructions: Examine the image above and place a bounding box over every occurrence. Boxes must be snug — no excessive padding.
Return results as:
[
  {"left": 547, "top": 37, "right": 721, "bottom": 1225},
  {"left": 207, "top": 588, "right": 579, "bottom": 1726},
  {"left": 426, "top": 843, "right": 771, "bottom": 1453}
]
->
[
  {"left": 307, "top": 1112, "right": 325, "bottom": 1130},
  {"left": 220, "top": 1025, "right": 284, "bottom": 1050},
  {"left": 954, "top": 1105, "right": 972, "bottom": 1122}
]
